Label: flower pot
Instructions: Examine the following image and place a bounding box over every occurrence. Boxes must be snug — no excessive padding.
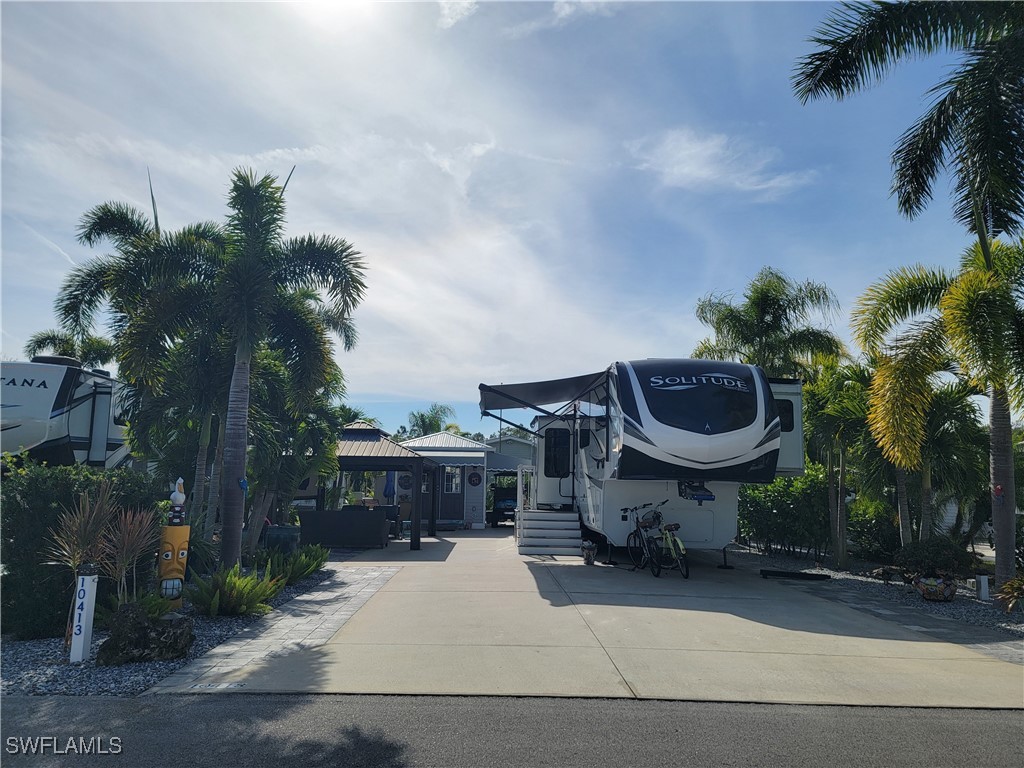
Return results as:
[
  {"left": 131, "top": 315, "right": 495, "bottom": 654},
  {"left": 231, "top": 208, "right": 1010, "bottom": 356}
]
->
[{"left": 913, "top": 574, "right": 957, "bottom": 602}]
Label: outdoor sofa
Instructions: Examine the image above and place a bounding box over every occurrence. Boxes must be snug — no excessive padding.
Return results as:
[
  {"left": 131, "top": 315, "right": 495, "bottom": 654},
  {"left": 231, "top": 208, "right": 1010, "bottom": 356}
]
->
[{"left": 299, "top": 506, "right": 390, "bottom": 549}]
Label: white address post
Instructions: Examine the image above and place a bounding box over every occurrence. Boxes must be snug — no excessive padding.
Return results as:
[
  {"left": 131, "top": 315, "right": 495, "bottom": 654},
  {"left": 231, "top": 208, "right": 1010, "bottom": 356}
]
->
[{"left": 69, "top": 572, "right": 99, "bottom": 663}]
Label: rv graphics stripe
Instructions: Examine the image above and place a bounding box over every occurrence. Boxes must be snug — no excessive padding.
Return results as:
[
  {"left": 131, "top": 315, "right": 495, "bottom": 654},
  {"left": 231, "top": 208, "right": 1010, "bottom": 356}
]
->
[
  {"left": 51, "top": 393, "right": 94, "bottom": 419},
  {"left": 623, "top": 418, "right": 656, "bottom": 446},
  {"left": 753, "top": 421, "right": 782, "bottom": 449}
]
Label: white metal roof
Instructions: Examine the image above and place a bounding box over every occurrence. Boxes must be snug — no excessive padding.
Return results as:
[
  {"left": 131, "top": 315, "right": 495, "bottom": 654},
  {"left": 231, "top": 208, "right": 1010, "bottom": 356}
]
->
[{"left": 400, "top": 432, "right": 494, "bottom": 451}]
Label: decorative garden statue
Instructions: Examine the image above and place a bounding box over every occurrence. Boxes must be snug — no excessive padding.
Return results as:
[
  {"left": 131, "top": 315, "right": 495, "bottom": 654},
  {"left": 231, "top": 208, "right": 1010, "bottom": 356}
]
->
[{"left": 158, "top": 477, "right": 190, "bottom": 608}]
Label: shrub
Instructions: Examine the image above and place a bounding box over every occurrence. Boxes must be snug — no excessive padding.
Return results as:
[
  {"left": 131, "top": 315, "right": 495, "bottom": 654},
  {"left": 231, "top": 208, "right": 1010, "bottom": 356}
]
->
[
  {"left": 260, "top": 545, "right": 330, "bottom": 586},
  {"left": 894, "top": 536, "right": 978, "bottom": 578},
  {"left": 185, "top": 564, "right": 285, "bottom": 616},
  {"left": 847, "top": 498, "right": 901, "bottom": 563},
  {"left": 0, "top": 460, "right": 163, "bottom": 639},
  {"left": 995, "top": 574, "right": 1024, "bottom": 613},
  {"left": 738, "top": 463, "right": 830, "bottom": 558}
]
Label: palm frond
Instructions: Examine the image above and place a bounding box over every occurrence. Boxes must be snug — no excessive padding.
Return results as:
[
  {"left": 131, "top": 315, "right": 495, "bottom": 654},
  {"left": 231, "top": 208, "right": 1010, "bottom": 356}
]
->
[
  {"left": 941, "top": 267, "right": 1018, "bottom": 390},
  {"left": 76, "top": 202, "right": 155, "bottom": 249},
  {"left": 793, "top": 2, "right": 1022, "bottom": 103},
  {"left": 945, "top": 33, "right": 1024, "bottom": 237},
  {"left": 852, "top": 264, "right": 953, "bottom": 352}
]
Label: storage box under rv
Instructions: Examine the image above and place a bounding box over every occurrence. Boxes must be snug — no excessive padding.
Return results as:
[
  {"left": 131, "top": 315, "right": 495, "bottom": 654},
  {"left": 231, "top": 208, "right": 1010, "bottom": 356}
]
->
[{"left": 480, "top": 359, "right": 803, "bottom": 551}]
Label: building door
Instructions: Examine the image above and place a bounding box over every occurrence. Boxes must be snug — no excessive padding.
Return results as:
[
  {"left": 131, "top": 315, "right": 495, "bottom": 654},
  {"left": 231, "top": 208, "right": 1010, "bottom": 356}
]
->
[{"left": 440, "top": 465, "right": 465, "bottom": 520}]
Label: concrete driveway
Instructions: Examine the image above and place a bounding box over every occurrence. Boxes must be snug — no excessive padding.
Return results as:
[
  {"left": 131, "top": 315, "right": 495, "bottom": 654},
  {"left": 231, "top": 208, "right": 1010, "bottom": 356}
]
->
[{"left": 150, "top": 530, "right": 1024, "bottom": 707}]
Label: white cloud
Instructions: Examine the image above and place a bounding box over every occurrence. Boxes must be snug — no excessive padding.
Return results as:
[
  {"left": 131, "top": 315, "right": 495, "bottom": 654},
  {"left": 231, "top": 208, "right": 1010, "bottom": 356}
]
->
[
  {"left": 504, "top": 1, "right": 614, "bottom": 39},
  {"left": 438, "top": 1, "right": 478, "bottom": 29},
  {"left": 627, "top": 127, "right": 817, "bottom": 200}
]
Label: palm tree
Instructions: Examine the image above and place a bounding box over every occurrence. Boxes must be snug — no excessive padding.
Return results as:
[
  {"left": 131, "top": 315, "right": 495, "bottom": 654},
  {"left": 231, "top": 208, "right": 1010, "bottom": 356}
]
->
[
  {"left": 24, "top": 330, "right": 116, "bottom": 368},
  {"left": 804, "top": 358, "right": 875, "bottom": 567},
  {"left": 793, "top": 3, "right": 1024, "bottom": 261},
  {"left": 692, "top": 266, "right": 846, "bottom": 378},
  {"left": 796, "top": 4, "right": 1024, "bottom": 587},
  {"left": 242, "top": 350, "right": 348, "bottom": 556},
  {"left": 919, "top": 382, "right": 988, "bottom": 539},
  {"left": 215, "top": 169, "right": 366, "bottom": 567},
  {"left": 853, "top": 240, "right": 1024, "bottom": 586},
  {"left": 57, "top": 203, "right": 225, "bottom": 392},
  {"left": 406, "top": 403, "right": 457, "bottom": 438}
]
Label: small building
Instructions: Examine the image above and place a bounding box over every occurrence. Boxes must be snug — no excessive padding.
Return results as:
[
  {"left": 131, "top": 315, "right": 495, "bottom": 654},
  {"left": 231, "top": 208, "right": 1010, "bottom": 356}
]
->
[{"left": 400, "top": 432, "right": 491, "bottom": 529}]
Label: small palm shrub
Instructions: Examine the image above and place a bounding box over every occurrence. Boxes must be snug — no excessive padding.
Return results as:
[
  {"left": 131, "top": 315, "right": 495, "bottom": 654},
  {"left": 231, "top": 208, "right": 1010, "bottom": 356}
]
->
[
  {"left": 186, "top": 564, "right": 285, "bottom": 617},
  {"left": 256, "top": 545, "right": 330, "bottom": 586},
  {"left": 995, "top": 575, "right": 1024, "bottom": 614}
]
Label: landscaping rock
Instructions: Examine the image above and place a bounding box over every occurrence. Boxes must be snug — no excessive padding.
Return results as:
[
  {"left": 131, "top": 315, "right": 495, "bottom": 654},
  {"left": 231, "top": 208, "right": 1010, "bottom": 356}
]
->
[{"left": 96, "top": 603, "right": 194, "bottom": 666}]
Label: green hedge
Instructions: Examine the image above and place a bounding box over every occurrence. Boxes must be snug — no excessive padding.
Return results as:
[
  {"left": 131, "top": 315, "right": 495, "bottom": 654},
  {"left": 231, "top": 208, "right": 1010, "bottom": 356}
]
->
[
  {"left": 738, "top": 464, "right": 830, "bottom": 558},
  {"left": 0, "top": 459, "right": 163, "bottom": 639}
]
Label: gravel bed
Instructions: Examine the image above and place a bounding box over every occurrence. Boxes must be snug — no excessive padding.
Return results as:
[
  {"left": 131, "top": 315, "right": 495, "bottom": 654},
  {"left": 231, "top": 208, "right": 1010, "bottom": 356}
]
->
[
  {"left": 726, "top": 546, "right": 1024, "bottom": 639},
  {"left": 1, "top": 568, "right": 334, "bottom": 697}
]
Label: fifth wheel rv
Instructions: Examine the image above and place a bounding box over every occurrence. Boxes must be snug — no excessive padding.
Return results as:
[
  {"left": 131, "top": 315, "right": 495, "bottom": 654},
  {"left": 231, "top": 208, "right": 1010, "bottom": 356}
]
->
[
  {"left": 1, "top": 356, "right": 130, "bottom": 469},
  {"left": 479, "top": 359, "right": 803, "bottom": 556}
]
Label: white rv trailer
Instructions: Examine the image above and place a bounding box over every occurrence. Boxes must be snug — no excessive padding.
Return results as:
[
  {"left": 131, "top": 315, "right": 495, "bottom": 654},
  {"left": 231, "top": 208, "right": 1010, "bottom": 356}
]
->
[
  {"left": 1, "top": 357, "right": 130, "bottom": 469},
  {"left": 479, "top": 359, "right": 803, "bottom": 553}
]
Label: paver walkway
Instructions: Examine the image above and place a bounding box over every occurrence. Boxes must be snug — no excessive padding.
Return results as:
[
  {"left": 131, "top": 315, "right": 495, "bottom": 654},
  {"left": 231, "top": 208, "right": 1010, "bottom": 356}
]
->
[{"left": 147, "top": 564, "right": 398, "bottom": 692}]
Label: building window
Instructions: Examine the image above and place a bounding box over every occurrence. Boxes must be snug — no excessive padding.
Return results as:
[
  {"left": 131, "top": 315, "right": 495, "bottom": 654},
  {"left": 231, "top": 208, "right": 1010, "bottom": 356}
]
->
[{"left": 444, "top": 466, "right": 462, "bottom": 494}]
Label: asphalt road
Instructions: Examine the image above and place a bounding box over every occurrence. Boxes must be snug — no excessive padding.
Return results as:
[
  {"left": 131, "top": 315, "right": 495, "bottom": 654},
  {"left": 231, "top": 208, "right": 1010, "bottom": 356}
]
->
[{"left": 2, "top": 694, "right": 1021, "bottom": 768}]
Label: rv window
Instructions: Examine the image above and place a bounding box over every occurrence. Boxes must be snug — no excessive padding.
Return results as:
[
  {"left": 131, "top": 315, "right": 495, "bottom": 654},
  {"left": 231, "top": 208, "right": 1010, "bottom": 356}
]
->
[
  {"left": 579, "top": 428, "right": 591, "bottom": 449},
  {"left": 778, "top": 400, "right": 794, "bottom": 432},
  {"left": 544, "top": 429, "right": 571, "bottom": 478}
]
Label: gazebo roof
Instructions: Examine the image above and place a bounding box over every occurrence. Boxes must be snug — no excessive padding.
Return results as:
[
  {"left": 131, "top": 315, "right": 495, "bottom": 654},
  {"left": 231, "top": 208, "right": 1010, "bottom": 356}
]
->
[{"left": 337, "top": 421, "right": 423, "bottom": 461}]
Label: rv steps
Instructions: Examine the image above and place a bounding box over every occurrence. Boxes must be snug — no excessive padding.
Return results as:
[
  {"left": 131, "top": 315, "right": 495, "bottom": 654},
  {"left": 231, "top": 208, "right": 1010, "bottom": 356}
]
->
[{"left": 517, "top": 509, "right": 582, "bottom": 557}]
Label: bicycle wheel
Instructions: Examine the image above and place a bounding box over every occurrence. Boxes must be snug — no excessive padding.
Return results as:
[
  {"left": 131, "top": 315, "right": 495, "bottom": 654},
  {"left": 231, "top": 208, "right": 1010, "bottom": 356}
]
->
[
  {"left": 675, "top": 550, "right": 689, "bottom": 579},
  {"left": 626, "top": 531, "right": 645, "bottom": 569},
  {"left": 659, "top": 541, "right": 677, "bottom": 570},
  {"left": 646, "top": 536, "right": 662, "bottom": 577}
]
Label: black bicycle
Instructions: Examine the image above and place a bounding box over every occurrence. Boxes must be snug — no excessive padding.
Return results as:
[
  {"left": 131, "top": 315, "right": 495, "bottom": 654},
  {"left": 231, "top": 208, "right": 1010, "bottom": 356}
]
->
[{"left": 624, "top": 501, "right": 665, "bottom": 577}]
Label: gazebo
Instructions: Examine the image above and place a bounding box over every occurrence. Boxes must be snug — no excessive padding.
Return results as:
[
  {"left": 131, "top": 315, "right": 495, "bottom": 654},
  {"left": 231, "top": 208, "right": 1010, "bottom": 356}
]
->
[{"left": 334, "top": 421, "right": 438, "bottom": 550}]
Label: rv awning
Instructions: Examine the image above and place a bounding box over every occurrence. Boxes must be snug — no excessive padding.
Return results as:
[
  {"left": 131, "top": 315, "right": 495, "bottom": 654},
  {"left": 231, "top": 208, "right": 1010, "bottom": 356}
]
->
[{"left": 479, "top": 369, "right": 609, "bottom": 413}]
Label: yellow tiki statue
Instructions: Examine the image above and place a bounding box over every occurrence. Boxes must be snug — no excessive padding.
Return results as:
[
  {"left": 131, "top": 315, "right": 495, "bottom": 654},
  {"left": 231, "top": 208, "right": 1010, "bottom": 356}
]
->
[{"left": 158, "top": 477, "right": 190, "bottom": 608}]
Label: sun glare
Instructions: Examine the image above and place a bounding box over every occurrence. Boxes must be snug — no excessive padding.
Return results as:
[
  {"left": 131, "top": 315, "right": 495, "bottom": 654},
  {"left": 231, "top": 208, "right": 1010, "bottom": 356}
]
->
[{"left": 289, "top": 0, "right": 381, "bottom": 29}]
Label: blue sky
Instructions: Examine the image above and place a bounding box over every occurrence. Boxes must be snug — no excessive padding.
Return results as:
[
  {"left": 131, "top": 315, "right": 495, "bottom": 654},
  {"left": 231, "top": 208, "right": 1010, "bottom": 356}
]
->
[{"left": 1, "top": 1, "right": 975, "bottom": 437}]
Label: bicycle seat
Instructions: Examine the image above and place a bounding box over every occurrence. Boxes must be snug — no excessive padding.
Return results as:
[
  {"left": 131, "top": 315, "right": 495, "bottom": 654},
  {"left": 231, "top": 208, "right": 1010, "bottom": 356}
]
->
[
  {"left": 637, "top": 519, "right": 656, "bottom": 530},
  {"left": 664, "top": 523, "right": 680, "bottom": 532}
]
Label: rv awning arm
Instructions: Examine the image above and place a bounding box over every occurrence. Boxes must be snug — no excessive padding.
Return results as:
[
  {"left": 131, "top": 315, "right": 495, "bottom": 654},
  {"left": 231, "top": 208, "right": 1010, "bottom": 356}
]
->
[{"left": 479, "top": 409, "right": 543, "bottom": 438}]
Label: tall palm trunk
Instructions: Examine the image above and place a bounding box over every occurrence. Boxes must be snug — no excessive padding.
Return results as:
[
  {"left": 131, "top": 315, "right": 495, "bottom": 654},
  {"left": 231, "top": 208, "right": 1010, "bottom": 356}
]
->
[
  {"left": 920, "top": 464, "right": 934, "bottom": 541},
  {"left": 187, "top": 410, "right": 213, "bottom": 525},
  {"left": 895, "top": 467, "right": 913, "bottom": 546},
  {"left": 835, "top": 449, "right": 848, "bottom": 569},
  {"left": 243, "top": 486, "right": 278, "bottom": 558},
  {"left": 827, "top": 448, "right": 840, "bottom": 563},
  {"left": 204, "top": 416, "right": 225, "bottom": 542},
  {"left": 220, "top": 349, "right": 251, "bottom": 568},
  {"left": 990, "top": 386, "right": 1017, "bottom": 589}
]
